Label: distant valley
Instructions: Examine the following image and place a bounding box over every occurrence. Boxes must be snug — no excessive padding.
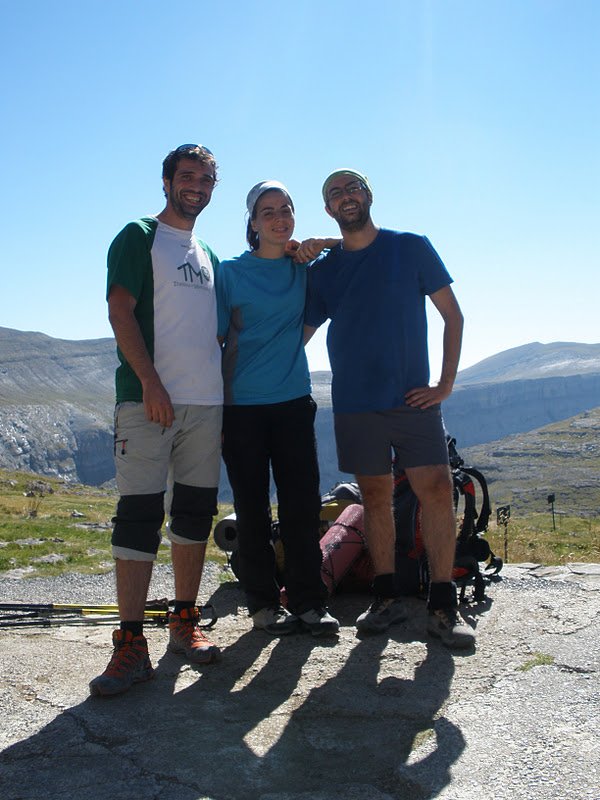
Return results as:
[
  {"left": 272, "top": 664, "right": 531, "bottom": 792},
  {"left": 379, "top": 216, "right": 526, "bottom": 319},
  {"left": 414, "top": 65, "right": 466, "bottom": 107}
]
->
[{"left": 1, "top": 328, "right": 599, "bottom": 515}]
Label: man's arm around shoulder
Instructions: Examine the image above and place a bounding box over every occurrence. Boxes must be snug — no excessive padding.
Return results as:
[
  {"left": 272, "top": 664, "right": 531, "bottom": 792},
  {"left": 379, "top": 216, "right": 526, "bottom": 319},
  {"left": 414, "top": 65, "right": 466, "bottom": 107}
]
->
[{"left": 108, "top": 284, "right": 174, "bottom": 428}]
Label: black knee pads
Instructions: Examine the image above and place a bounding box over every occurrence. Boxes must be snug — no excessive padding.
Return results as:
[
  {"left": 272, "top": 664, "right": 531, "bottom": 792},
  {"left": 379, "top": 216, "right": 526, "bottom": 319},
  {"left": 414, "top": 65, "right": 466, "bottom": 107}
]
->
[
  {"left": 169, "top": 483, "right": 218, "bottom": 543},
  {"left": 112, "top": 492, "right": 165, "bottom": 556}
]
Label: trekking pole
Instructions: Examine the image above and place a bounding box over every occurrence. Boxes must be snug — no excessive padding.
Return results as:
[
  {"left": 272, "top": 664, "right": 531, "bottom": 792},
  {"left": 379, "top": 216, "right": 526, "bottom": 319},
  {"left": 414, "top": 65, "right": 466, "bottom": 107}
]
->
[
  {"left": 0, "top": 606, "right": 170, "bottom": 629},
  {"left": 0, "top": 616, "right": 117, "bottom": 629},
  {"left": 0, "top": 600, "right": 217, "bottom": 629},
  {"left": 0, "top": 612, "right": 171, "bottom": 628},
  {"left": 0, "top": 599, "right": 169, "bottom": 614}
]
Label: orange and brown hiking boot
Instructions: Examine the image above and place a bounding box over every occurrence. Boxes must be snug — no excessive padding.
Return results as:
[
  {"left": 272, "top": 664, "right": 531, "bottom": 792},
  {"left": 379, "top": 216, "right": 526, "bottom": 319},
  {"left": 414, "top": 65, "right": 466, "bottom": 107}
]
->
[
  {"left": 168, "top": 607, "right": 221, "bottom": 663},
  {"left": 89, "top": 629, "right": 154, "bottom": 697}
]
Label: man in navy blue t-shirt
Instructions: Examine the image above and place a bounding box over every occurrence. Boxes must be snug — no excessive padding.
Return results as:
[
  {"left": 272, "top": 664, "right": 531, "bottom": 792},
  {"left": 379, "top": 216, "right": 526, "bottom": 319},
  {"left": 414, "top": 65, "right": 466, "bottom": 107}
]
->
[{"left": 304, "top": 168, "right": 475, "bottom": 648}]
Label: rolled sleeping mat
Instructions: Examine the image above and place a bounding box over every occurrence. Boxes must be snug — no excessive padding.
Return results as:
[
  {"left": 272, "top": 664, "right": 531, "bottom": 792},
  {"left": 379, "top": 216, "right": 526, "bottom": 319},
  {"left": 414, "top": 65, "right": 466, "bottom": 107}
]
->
[
  {"left": 320, "top": 503, "right": 367, "bottom": 596},
  {"left": 213, "top": 513, "right": 239, "bottom": 552},
  {"left": 339, "top": 550, "right": 374, "bottom": 593}
]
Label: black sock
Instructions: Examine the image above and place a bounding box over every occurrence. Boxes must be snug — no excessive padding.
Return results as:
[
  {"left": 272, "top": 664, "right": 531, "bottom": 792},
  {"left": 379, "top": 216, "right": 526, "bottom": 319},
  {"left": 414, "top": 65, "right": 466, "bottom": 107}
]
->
[
  {"left": 173, "top": 600, "right": 196, "bottom": 616},
  {"left": 372, "top": 573, "right": 397, "bottom": 599},
  {"left": 427, "top": 581, "right": 457, "bottom": 611},
  {"left": 121, "top": 620, "right": 143, "bottom": 637}
]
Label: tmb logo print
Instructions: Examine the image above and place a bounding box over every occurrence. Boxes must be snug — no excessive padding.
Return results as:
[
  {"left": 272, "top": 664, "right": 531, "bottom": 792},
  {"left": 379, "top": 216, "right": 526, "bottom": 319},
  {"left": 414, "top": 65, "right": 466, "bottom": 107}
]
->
[{"left": 177, "top": 262, "right": 211, "bottom": 283}]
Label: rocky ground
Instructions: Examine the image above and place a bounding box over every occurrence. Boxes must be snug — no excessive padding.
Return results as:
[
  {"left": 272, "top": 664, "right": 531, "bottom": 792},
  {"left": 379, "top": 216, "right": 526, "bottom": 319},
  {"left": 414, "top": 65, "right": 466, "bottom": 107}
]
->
[{"left": 0, "top": 562, "right": 599, "bottom": 800}]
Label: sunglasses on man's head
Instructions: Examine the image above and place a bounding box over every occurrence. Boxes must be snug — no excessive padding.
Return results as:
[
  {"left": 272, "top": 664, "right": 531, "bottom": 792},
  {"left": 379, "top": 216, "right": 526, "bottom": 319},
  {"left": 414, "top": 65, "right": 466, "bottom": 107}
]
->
[{"left": 175, "top": 143, "right": 214, "bottom": 156}]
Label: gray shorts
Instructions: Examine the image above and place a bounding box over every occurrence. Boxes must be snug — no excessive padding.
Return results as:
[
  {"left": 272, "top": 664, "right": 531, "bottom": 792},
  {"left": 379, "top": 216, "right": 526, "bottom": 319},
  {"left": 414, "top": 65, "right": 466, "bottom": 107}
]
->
[
  {"left": 113, "top": 403, "right": 222, "bottom": 558},
  {"left": 334, "top": 405, "right": 448, "bottom": 476},
  {"left": 114, "top": 402, "right": 222, "bottom": 494}
]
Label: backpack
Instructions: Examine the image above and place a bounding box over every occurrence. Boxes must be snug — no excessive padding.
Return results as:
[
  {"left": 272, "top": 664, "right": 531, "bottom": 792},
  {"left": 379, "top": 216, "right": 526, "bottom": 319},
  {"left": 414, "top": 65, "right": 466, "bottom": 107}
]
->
[
  {"left": 320, "top": 481, "right": 362, "bottom": 505},
  {"left": 393, "top": 436, "right": 502, "bottom": 602},
  {"left": 319, "top": 480, "right": 362, "bottom": 532}
]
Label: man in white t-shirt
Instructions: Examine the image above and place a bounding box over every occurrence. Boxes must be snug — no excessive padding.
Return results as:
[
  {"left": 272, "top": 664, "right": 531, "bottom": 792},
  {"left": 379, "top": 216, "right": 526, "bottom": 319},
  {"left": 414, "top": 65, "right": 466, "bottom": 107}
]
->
[{"left": 90, "top": 145, "right": 224, "bottom": 697}]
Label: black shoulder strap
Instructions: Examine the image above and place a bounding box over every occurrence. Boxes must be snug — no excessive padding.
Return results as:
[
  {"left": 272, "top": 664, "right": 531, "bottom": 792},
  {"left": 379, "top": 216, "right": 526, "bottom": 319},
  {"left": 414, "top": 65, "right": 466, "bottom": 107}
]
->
[{"left": 460, "top": 466, "right": 491, "bottom": 533}]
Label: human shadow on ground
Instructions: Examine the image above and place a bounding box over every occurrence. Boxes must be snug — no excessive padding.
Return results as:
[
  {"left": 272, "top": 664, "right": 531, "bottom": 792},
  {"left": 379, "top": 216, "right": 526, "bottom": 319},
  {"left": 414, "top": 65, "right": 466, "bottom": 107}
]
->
[{"left": 0, "top": 581, "right": 470, "bottom": 800}]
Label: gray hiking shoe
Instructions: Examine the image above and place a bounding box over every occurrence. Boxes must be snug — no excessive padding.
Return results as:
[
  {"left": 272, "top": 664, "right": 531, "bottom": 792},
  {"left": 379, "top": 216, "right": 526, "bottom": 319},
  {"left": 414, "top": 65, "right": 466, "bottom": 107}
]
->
[
  {"left": 298, "top": 607, "right": 340, "bottom": 636},
  {"left": 356, "top": 597, "right": 408, "bottom": 635},
  {"left": 252, "top": 605, "right": 299, "bottom": 635},
  {"left": 427, "top": 607, "right": 475, "bottom": 648},
  {"left": 89, "top": 629, "right": 154, "bottom": 697}
]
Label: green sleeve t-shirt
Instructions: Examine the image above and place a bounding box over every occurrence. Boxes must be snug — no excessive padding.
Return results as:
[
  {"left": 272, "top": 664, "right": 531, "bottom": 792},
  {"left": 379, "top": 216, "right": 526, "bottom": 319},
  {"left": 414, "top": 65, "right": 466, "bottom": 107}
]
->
[{"left": 107, "top": 216, "right": 223, "bottom": 405}]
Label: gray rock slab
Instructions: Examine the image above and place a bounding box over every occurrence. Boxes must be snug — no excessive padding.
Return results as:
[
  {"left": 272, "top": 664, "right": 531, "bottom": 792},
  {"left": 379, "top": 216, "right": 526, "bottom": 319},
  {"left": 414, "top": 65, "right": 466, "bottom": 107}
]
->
[
  {"left": 0, "top": 563, "right": 599, "bottom": 800},
  {"left": 521, "top": 562, "right": 600, "bottom": 591}
]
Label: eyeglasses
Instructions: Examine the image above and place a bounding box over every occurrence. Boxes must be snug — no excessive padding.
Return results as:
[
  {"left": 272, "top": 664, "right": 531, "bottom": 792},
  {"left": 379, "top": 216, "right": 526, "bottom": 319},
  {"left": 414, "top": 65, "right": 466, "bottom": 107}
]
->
[
  {"left": 326, "top": 180, "right": 366, "bottom": 202},
  {"left": 175, "top": 143, "right": 214, "bottom": 156}
]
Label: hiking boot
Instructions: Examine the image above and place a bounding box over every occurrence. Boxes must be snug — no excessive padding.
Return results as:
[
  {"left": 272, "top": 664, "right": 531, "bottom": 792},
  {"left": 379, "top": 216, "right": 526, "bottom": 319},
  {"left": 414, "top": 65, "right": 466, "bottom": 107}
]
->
[
  {"left": 298, "top": 607, "right": 340, "bottom": 637},
  {"left": 252, "top": 605, "right": 300, "bottom": 636},
  {"left": 89, "top": 629, "right": 154, "bottom": 697},
  {"left": 356, "top": 597, "right": 408, "bottom": 635},
  {"left": 427, "top": 607, "right": 476, "bottom": 648},
  {"left": 168, "top": 607, "right": 221, "bottom": 663}
]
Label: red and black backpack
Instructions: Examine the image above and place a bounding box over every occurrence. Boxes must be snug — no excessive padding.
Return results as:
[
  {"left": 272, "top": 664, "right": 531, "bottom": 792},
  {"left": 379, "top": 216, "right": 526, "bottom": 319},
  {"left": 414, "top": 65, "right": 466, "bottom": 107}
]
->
[{"left": 393, "top": 436, "right": 502, "bottom": 602}]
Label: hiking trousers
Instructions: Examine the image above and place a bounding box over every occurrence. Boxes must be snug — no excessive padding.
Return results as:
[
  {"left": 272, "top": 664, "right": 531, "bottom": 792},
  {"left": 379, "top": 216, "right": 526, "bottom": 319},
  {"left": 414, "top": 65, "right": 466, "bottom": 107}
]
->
[{"left": 222, "top": 395, "right": 326, "bottom": 616}]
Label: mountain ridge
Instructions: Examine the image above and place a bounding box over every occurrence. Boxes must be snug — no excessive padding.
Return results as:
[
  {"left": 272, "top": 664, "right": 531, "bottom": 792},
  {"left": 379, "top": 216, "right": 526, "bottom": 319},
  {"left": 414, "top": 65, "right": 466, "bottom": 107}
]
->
[{"left": 454, "top": 341, "right": 600, "bottom": 385}]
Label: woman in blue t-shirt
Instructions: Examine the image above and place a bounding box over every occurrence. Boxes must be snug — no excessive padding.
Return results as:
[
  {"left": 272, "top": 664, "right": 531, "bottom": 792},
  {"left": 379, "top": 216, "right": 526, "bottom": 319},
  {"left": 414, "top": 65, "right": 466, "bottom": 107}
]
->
[{"left": 216, "top": 181, "right": 339, "bottom": 637}]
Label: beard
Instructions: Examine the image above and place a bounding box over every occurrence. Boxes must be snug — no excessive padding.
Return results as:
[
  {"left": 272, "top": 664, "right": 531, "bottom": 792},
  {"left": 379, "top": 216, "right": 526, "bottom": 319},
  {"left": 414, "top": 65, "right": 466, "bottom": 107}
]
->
[
  {"left": 329, "top": 198, "right": 371, "bottom": 233},
  {"left": 168, "top": 188, "right": 207, "bottom": 222}
]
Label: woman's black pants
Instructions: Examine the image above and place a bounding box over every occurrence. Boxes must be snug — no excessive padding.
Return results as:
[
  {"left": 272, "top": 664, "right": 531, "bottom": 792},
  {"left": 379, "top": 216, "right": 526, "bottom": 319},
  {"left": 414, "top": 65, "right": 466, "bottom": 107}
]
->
[{"left": 222, "top": 395, "right": 326, "bottom": 616}]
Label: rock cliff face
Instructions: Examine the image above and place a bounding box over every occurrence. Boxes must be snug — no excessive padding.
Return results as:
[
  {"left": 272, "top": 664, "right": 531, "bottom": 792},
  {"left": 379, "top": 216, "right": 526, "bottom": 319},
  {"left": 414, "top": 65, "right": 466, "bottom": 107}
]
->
[
  {"left": 1, "top": 330, "right": 599, "bottom": 510},
  {"left": 0, "top": 406, "right": 116, "bottom": 486},
  {"left": 0, "top": 327, "right": 116, "bottom": 485},
  {"left": 443, "top": 341, "right": 600, "bottom": 447},
  {"left": 442, "top": 373, "right": 600, "bottom": 447}
]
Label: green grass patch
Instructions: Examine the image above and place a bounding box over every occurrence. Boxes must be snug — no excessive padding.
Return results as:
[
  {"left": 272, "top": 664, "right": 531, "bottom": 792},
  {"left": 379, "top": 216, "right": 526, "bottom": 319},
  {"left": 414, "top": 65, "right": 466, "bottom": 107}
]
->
[
  {"left": 516, "top": 653, "right": 555, "bottom": 671},
  {"left": 485, "top": 513, "right": 600, "bottom": 565},
  {"left": 0, "top": 469, "right": 234, "bottom": 578}
]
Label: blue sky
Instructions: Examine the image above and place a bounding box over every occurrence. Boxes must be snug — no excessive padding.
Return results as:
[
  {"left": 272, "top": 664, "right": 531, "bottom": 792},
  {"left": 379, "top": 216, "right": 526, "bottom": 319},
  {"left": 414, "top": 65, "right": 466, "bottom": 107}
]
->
[{"left": 1, "top": 0, "right": 598, "bottom": 376}]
